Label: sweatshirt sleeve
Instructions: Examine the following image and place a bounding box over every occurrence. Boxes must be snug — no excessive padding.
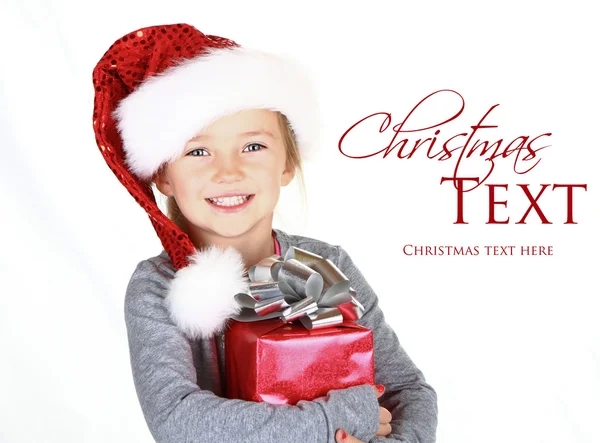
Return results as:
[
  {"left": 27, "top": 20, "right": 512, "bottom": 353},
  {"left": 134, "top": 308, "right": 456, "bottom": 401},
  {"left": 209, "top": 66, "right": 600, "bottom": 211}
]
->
[
  {"left": 335, "top": 245, "right": 438, "bottom": 443},
  {"left": 123, "top": 258, "right": 381, "bottom": 443}
]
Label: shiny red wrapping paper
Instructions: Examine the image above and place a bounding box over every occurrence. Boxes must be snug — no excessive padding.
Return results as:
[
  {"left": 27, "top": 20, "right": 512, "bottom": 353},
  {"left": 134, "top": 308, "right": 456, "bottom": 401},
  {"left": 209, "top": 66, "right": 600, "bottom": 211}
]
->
[{"left": 224, "top": 317, "right": 375, "bottom": 405}]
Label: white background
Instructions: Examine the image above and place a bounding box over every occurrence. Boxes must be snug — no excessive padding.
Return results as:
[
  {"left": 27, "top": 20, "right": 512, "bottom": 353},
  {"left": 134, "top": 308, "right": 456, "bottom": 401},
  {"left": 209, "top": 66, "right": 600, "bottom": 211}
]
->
[{"left": 1, "top": 1, "right": 598, "bottom": 442}]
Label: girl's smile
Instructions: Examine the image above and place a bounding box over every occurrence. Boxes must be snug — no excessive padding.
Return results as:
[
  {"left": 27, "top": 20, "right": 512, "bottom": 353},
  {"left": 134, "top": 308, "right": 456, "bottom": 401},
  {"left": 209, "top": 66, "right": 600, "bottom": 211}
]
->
[{"left": 205, "top": 194, "right": 255, "bottom": 212}]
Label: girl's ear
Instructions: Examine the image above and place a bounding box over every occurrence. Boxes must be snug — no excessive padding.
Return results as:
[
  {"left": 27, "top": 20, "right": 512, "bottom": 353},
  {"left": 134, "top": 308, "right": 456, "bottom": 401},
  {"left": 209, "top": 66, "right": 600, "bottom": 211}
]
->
[
  {"left": 154, "top": 168, "right": 174, "bottom": 197},
  {"left": 281, "top": 163, "right": 295, "bottom": 187}
]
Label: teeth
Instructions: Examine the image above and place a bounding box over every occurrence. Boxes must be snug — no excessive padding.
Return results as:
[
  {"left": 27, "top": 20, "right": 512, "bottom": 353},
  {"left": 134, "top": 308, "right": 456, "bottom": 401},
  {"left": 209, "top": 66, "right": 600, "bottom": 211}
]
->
[{"left": 208, "top": 195, "right": 250, "bottom": 206}]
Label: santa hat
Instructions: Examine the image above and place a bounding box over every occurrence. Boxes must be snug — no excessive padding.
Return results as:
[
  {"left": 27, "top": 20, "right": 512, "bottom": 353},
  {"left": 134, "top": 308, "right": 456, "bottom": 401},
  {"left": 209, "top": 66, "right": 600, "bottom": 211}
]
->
[{"left": 92, "top": 24, "right": 319, "bottom": 340}]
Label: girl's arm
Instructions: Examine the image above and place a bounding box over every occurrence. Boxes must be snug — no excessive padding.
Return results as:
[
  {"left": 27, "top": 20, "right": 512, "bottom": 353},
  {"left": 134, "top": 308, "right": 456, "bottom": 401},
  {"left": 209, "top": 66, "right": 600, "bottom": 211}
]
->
[
  {"left": 335, "top": 246, "right": 438, "bottom": 443},
  {"left": 124, "top": 259, "right": 380, "bottom": 443}
]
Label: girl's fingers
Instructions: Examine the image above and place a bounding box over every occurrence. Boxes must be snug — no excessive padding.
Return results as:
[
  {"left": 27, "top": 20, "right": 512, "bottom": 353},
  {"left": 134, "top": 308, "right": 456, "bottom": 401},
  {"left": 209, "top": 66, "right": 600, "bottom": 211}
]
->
[
  {"left": 380, "top": 406, "right": 392, "bottom": 423},
  {"left": 335, "top": 429, "right": 366, "bottom": 443},
  {"left": 376, "top": 423, "right": 392, "bottom": 437},
  {"left": 373, "top": 384, "right": 385, "bottom": 398}
]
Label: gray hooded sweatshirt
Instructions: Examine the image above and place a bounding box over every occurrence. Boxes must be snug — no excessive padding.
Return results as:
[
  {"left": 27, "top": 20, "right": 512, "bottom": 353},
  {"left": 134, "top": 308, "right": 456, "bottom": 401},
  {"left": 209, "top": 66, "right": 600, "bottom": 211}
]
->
[{"left": 124, "top": 228, "right": 438, "bottom": 442}]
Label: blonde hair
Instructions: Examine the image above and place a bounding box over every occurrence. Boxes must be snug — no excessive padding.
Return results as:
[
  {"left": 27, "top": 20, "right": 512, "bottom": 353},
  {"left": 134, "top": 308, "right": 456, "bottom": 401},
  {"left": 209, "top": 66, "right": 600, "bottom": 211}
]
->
[{"left": 156, "top": 111, "right": 307, "bottom": 233}]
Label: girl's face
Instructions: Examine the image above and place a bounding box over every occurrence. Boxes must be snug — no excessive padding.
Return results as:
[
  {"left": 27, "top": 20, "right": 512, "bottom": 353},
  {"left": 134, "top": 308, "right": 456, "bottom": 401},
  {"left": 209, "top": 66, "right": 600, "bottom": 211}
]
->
[{"left": 154, "top": 109, "right": 294, "bottom": 241}]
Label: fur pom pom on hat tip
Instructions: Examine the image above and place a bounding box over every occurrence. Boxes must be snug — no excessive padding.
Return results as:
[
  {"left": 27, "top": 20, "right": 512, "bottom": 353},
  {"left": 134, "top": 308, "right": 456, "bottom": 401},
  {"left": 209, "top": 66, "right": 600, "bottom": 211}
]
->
[{"left": 166, "top": 244, "right": 249, "bottom": 340}]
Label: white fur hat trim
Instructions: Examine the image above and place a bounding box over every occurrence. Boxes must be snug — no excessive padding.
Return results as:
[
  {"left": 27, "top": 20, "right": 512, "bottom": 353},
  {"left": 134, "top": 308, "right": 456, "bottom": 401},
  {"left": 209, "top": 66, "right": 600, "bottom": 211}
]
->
[{"left": 113, "top": 45, "right": 320, "bottom": 181}]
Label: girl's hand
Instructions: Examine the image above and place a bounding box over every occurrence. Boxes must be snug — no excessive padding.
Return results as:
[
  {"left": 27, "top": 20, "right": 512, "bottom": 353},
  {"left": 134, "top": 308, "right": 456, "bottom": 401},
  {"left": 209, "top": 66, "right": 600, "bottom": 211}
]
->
[{"left": 335, "top": 384, "right": 392, "bottom": 442}]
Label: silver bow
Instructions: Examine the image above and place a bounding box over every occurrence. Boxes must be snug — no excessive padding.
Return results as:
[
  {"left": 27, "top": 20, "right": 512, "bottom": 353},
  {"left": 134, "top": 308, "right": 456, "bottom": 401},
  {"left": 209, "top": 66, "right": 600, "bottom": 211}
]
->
[{"left": 232, "top": 247, "right": 365, "bottom": 330}]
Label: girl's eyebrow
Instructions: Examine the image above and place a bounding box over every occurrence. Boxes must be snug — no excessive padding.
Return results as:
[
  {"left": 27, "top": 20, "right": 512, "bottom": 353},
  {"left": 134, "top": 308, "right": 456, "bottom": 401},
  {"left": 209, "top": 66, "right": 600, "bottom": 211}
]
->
[
  {"left": 191, "top": 130, "right": 276, "bottom": 141},
  {"left": 239, "top": 130, "right": 276, "bottom": 139}
]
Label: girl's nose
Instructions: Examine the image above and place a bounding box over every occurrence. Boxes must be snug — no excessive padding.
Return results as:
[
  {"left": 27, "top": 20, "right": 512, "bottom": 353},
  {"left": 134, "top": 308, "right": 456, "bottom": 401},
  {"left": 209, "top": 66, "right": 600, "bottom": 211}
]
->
[{"left": 212, "top": 156, "right": 243, "bottom": 183}]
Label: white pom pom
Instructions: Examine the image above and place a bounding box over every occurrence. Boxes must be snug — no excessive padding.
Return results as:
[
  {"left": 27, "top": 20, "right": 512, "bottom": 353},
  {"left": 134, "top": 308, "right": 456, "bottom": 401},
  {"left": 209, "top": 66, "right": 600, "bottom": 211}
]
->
[{"left": 166, "top": 244, "right": 248, "bottom": 340}]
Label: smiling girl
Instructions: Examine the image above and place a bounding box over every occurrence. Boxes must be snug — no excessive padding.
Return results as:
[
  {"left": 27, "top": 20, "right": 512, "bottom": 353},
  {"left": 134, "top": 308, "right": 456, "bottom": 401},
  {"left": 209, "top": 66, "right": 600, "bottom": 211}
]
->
[{"left": 92, "top": 23, "right": 437, "bottom": 443}]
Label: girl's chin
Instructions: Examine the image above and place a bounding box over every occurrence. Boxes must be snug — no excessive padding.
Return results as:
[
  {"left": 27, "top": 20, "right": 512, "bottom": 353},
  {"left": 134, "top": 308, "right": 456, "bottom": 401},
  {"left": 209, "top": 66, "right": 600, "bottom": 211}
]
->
[{"left": 187, "top": 218, "right": 259, "bottom": 238}]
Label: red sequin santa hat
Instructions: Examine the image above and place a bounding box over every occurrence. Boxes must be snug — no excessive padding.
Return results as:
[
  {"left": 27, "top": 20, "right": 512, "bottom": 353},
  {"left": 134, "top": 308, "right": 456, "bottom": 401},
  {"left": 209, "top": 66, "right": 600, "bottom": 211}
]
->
[{"left": 92, "top": 24, "right": 319, "bottom": 340}]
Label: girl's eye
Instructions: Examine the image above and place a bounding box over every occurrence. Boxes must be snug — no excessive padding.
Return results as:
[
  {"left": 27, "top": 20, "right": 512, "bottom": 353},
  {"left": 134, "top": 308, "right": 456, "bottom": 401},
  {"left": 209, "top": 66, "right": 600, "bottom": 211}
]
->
[
  {"left": 244, "top": 143, "right": 266, "bottom": 152},
  {"left": 187, "top": 143, "right": 265, "bottom": 157},
  {"left": 188, "top": 148, "right": 208, "bottom": 157}
]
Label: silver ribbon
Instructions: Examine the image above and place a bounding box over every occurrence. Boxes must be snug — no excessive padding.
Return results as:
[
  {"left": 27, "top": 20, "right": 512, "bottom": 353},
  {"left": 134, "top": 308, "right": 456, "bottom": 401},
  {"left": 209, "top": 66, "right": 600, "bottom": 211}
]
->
[{"left": 232, "top": 247, "right": 365, "bottom": 330}]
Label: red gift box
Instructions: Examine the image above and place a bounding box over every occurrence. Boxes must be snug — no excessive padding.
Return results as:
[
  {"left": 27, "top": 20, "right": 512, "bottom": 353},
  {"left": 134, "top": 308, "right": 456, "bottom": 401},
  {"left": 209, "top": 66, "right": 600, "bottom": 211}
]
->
[{"left": 224, "top": 316, "right": 374, "bottom": 405}]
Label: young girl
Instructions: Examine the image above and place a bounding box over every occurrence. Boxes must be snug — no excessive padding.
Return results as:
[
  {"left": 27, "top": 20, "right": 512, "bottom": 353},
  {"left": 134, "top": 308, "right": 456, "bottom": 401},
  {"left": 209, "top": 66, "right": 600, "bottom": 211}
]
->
[{"left": 92, "top": 23, "right": 437, "bottom": 443}]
